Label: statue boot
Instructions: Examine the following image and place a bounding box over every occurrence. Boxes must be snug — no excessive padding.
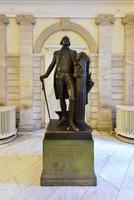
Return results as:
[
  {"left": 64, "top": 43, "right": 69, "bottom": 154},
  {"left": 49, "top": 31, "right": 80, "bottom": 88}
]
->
[
  {"left": 59, "top": 100, "right": 67, "bottom": 124},
  {"left": 67, "top": 100, "right": 79, "bottom": 132}
]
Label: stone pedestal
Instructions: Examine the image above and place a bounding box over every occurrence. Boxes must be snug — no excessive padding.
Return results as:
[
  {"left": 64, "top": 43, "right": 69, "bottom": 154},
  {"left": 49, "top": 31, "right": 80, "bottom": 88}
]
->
[{"left": 41, "top": 120, "right": 96, "bottom": 186}]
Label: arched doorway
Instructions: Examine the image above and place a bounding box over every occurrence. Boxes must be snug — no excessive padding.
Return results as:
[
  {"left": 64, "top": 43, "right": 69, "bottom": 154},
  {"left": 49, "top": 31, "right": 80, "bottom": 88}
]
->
[{"left": 34, "top": 18, "right": 97, "bottom": 54}]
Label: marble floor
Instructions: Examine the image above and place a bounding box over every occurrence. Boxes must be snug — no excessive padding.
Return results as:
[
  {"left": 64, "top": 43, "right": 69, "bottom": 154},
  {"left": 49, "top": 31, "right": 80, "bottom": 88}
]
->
[{"left": 0, "top": 129, "right": 134, "bottom": 200}]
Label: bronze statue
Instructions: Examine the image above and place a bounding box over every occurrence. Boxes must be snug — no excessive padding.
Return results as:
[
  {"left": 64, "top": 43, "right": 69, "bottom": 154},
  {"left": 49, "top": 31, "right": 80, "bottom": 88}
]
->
[
  {"left": 40, "top": 36, "right": 79, "bottom": 131},
  {"left": 40, "top": 36, "right": 94, "bottom": 132}
]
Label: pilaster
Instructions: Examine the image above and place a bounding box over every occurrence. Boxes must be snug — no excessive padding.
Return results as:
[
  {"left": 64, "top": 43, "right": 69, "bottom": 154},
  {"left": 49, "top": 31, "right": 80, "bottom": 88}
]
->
[
  {"left": 121, "top": 15, "right": 134, "bottom": 105},
  {"left": 95, "top": 15, "right": 115, "bottom": 130},
  {"left": 16, "top": 15, "right": 36, "bottom": 130},
  {"left": 0, "top": 15, "right": 9, "bottom": 105}
]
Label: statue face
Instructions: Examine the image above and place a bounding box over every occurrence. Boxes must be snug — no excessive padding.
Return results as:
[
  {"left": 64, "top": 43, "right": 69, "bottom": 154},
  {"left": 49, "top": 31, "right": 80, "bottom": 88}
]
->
[{"left": 60, "top": 36, "right": 70, "bottom": 46}]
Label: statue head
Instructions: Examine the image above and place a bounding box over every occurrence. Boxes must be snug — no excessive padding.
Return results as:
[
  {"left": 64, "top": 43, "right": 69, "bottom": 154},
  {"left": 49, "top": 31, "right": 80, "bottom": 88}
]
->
[{"left": 60, "top": 36, "right": 70, "bottom": 46}]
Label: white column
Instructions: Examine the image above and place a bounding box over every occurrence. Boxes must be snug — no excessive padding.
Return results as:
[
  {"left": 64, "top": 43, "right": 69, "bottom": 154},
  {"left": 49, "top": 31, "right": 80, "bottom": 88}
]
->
[
  {"left": 0, "top": 15, "right": 9, "bottom": 105},
  {"left": 95, "top": 15, "right": 115, "bottom": 130},
  {"left": 16, "top": 15, "right": 36, "bottom": 131},
  {"left": 122, "top": 15, "right": 134, "bottom": 105}
]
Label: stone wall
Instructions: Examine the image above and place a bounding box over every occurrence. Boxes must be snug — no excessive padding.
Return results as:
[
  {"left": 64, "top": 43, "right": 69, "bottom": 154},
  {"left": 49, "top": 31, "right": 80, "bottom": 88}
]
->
[
  {"left": 33, "top": 54, "right": 43, "bottom": 129},
  {"left": 7, "top": 54, "right": 20, "bottom": 126},
  {"left": 111, "top": 54, "right": 125, "bottom": 127},
  {"left": 88, "top": 54, "right": 99, "bottom": 128},
  {"left": 88, "top": 53, "right": 125, "bottom": 129}
]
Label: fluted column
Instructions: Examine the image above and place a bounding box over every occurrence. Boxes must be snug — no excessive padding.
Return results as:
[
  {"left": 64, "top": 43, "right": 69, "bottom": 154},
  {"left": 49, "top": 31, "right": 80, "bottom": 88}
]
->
[
  {"left": 16, "top": 15, "right": 36, "bottom": 130},
  {"left": 95, "top": 15, "right": 115, "bottom": 130},
  {"left": 0, "top": 15, "right": 9, "bottom": 105},
  {"left": 122, "top": 15, "right": 134, "bottom": 105}
]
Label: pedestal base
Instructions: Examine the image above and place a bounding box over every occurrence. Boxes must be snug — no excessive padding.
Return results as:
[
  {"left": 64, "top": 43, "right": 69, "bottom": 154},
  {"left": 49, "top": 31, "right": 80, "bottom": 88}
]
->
[{"left": 41, "top": 120, "right": 96, "bottom": 186}]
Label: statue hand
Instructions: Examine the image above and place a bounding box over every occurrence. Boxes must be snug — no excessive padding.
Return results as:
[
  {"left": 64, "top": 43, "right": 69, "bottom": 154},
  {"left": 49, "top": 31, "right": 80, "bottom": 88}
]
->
[{"left": 40, "top": 74, "right": 48, "bottom": 82}]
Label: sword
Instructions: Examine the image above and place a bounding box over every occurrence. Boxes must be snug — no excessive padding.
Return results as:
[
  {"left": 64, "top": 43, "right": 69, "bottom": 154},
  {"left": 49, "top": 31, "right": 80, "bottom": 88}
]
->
[{"left": 41, "top": 80, "right": 51, "bottom": 123}]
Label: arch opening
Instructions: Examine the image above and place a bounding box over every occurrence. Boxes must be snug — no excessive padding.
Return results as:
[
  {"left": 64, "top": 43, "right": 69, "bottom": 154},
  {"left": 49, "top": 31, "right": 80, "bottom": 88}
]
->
[{"left": 34, "top": 19, "right": 97, "bottom": 54}]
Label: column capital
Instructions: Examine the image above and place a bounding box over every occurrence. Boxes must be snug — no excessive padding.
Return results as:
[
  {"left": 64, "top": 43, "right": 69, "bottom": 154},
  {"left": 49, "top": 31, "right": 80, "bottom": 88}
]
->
[
  {"left": 0, "top": 15, "right": 9, "bottom": 25},
  {"left": 16, "top": 15, "right": 36, "bottom": 25},
  {"left": 121, "top": 15, "right": 134, "bottom": 25},
  {"left": 95, "top": 15, "right": 115, "bottom": 25}
]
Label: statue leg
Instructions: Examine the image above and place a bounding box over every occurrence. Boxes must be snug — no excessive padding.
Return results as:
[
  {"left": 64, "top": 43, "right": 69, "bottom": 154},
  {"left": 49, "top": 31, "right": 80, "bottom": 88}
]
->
[
  {"left": 67, "top": 79, "right": 79, "bottom": 132},
  {"left": 56, "top": 79, "right": 67, "bottom": 123},
  {"left": 59, "top": 98, "right": 67, "bottom": 123}
]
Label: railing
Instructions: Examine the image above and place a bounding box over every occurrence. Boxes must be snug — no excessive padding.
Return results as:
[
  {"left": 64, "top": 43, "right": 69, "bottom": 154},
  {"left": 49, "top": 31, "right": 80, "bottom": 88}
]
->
[
  {"left": 0, "top": 106, "right": 17, "bottom": 139},
  {"left": 115, "top": 105, "right": 134, "bottom": 139}
]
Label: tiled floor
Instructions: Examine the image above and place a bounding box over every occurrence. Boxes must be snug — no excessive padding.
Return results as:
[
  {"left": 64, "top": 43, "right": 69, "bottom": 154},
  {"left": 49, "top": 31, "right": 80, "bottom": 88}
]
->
[{"left": 0, "top": 129, "right": 134, "bottom": 200}]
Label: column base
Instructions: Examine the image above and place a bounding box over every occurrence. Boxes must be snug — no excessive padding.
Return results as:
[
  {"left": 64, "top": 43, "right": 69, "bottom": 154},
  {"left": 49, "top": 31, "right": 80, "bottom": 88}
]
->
[
  {"left": 34, "top": 120, "right": 42, "bottom": 130},
  {"left": 96, "top": 107, "right": 112, "bottom": 131},
  {"left": 18, "top": 124, "right": 35, "bottom": 131}
]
